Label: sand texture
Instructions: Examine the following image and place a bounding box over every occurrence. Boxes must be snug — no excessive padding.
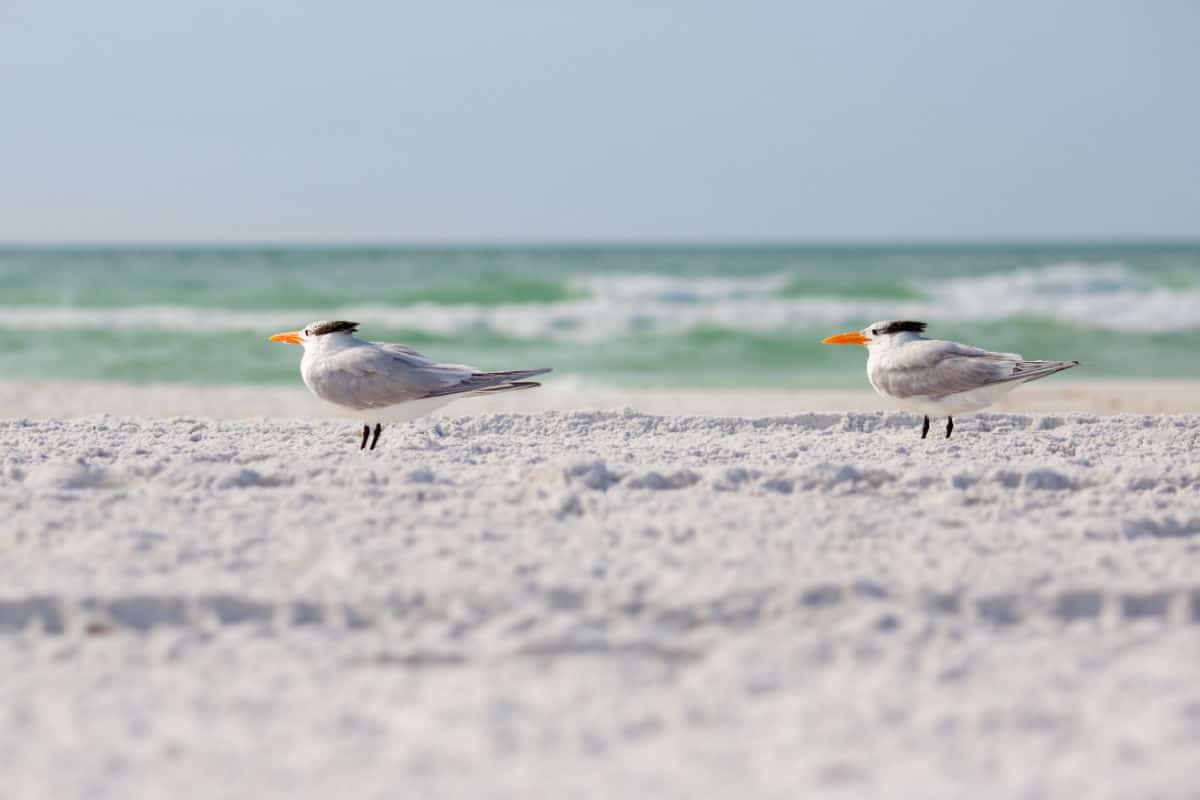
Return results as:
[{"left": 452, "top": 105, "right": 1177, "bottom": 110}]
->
[
  {"left": 2, "top": 407, "right": 1200, "bottom": 798},
  {"left": 3, "top": 378, "right": 1200, "bottom": 419}
]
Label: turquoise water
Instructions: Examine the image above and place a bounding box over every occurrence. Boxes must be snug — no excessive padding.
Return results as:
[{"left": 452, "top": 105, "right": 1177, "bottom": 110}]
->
[{"left": 0, "top": 243, "right": 1197, "bottom": 387}]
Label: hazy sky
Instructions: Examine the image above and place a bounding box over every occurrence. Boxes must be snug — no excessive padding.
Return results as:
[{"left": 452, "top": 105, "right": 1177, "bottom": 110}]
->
[{"left": 2, "top": 1, "right": 1198, "bottom": 242}]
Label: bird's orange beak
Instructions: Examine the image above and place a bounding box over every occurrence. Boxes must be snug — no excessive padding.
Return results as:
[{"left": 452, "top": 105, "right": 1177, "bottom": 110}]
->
[
  {"left": 269, "top": 331, "right": 303, "bottom": 345},
  {"left": 821, "top": 331, "right": 869, "bottom": 346}
]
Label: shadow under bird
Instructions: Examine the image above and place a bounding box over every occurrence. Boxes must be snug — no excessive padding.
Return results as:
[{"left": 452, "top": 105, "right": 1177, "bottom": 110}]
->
[
  {"left": 822, "top": 320, "right": 1079, "bottom": 439},
  {"left": 270, "top": 320, "right": 551, "bottom": 450}
]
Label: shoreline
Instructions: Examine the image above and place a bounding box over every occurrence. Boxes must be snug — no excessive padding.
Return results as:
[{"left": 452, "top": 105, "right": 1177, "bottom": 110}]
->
[{"left": 2, "top": 378, "right": 1198, "bottom": 419}]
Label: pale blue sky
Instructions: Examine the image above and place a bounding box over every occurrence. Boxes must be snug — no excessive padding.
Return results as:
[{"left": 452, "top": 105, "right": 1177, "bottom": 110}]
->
[{"left": 2, "top": 1, "right": 1197, "bottom": 242}]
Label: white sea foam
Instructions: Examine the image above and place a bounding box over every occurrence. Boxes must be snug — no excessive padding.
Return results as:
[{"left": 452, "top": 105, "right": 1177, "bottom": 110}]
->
[
  {"left": 921, "top": 262, "right": 1200, "bottom": 332},
  {"left": 0, "top": 263, "right": 1194, "bottom": 338}
]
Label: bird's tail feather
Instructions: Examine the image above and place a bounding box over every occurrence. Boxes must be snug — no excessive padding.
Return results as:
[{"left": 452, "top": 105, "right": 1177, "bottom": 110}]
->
[
  {"left": 472, "top": 381, "right": 543, "bottom": 394},
  {"left": 471, "top": 368, "right": 552, "bottom": 382},
  {"left": 1010, "top": 360, "right": 1080, "bottom": 384},
  {"left": 422, "top": 368, "right": 551, "bottom": 399}
]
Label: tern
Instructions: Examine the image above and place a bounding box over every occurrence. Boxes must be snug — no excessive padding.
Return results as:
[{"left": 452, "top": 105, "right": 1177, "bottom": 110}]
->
[
  {"left": 822, "top": 320, "right": 1078, "bottom": 439},
  {"left": 270, "top": 320, "right": 551, "bottom": 450}
]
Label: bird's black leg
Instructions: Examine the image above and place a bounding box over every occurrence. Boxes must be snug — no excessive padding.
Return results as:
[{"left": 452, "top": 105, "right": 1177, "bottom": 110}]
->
[
  {"left": 370, "top": 423, "right": 382, "bottom": 450},
  {"left": 921, "top": 415, "right": 930, "bottom": 439},
  {"left": 946, "top": 416, "right": 954, "bottom": 439},
  {"left": 360, "top": 424, "right": 370, "bottom": 450}
]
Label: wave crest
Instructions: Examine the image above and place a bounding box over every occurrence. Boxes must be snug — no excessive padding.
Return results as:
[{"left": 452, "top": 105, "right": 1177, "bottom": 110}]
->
[{"left": 0, "top": 263, "right": 1194, "bottom": 338}]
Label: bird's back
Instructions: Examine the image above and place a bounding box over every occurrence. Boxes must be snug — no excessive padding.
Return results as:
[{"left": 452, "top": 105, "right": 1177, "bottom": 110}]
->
[
  {"left": 868, "top": 337, "right": 1073, "bottom": 401},
  {"left": 302, "top": 340, "right": 466, "bottom": 410},
  {"left": 301, "top": 337, "right": 550, "bottom": 412}
]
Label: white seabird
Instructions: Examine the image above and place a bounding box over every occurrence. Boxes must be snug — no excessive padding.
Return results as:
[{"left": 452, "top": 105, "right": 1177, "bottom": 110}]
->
[
  {"left": 822, "top": 320, "right": 1078, "bottom": 438},
  {"left": 270, "top": 320, "right": 550, "bottom": 450}
]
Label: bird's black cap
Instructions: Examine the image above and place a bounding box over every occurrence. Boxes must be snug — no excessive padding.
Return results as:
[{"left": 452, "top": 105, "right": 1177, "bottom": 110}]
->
[
  {"left": 878, "top": 320, "right": 926, "bottom": 334},
  {"left": 308, "top": 320, "right": 359, "bottom": 336}
]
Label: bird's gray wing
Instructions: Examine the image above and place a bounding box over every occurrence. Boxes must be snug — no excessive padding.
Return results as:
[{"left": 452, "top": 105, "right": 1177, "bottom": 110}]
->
[
  {"left": 320, "top": 343, "right": 550, "bottom": 409},
  {"left": 315, "top": 344, "right": 475, "bottom": 408},
  {"left": 872, "top": 340, "right": 1077, "bottom": 399},
  {"left": 370, "top": 343, "right": 551, "bottom": 397}
]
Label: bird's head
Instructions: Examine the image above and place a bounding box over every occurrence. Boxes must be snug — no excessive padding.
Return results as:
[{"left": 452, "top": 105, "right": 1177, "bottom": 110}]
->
[
  {"left": 269, "top": 320, "right": 360, "bottom": 349},
  {"left": 822, "top": 320, "right": 927, "bottom": 349}
]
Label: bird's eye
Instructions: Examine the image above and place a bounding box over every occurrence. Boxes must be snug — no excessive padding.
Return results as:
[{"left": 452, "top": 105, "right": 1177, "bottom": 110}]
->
[
  {"left": 870, "top": 329, "right": 878, "bottom": 336},
  {"left": 303, "top": 329, "right": 309, "bottom": 336}
]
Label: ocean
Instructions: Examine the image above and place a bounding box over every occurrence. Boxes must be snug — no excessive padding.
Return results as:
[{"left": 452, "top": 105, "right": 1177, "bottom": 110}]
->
[{"left": 1, "top": 243, "right": 1197, "bottom": 388}]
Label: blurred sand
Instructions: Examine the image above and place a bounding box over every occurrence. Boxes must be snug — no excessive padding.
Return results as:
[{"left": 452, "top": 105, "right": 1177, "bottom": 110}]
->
[
  {"left": 2, "top": 378, "right": 1198, "bottom": 419},
  {"left": 1, "top": 405, "right": 1199, "bottom": 798}
]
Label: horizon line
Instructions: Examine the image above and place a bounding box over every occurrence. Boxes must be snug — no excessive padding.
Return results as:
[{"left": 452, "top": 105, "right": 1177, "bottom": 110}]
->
[{"left": 2, "top": 235, "right": 1199, "bottom": 249}]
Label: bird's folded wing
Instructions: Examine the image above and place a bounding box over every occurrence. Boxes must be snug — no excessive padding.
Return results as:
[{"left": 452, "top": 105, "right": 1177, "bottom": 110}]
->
[
  {"left": 872, "top": 340, "right": 1033, "bottom": 399},
  {"left": 325, "top": 344, "right": 477, "bottom": 407}
]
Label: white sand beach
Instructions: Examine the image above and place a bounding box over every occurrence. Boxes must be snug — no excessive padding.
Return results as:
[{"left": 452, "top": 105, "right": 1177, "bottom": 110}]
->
[
  {"left": 2, "top": 383, "right": 1199, "bottom": 798},
  {"left": 4, "top": 378, "right": 1200, "bottom": 419},
  {"left": 8, "top": 0, "right": 1199, "bottom": 794}
]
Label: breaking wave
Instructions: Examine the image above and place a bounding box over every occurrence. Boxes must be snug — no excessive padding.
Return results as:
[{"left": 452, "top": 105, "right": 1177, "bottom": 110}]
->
[{"left": 0, "top": 263, "right": 1195, "bottom": 339}]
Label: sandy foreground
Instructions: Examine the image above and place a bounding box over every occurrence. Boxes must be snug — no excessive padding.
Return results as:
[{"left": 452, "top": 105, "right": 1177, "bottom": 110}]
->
[{"left": 2, "top": 381, "right": 1200, "bottom": 799}]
